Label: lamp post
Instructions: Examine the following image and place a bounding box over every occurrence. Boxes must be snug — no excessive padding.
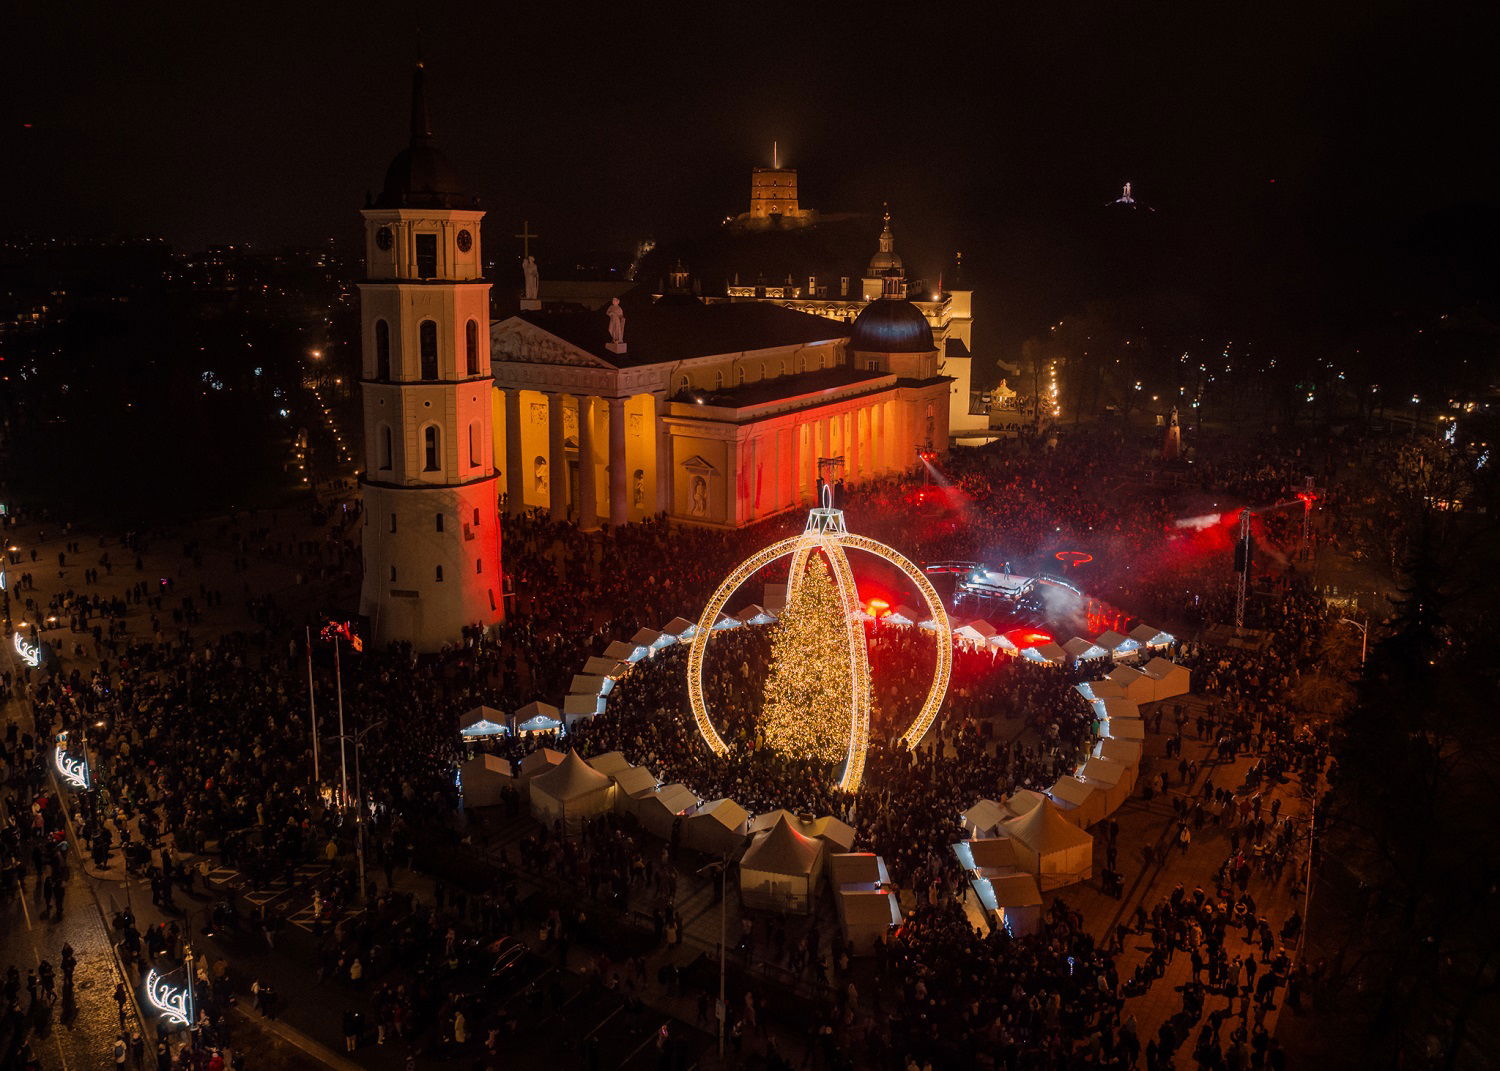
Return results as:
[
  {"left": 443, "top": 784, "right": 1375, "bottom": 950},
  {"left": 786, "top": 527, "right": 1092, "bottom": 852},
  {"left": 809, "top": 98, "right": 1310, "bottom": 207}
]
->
[
  {"left": 1338, "top": 616, "right": 1369, "bottom": 666},
  {"left": 696, "top": 857, "right": 730, "bottom": 1059}
]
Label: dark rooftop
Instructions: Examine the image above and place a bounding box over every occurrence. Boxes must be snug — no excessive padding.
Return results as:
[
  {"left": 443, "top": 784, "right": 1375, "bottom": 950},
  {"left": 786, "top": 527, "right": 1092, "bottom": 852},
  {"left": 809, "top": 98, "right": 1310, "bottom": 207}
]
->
[
  {"left": 514, "top": 301, "right": 850, "bottom": 367},
  {"left": 670, "top": 366, "right": 888, "bottom": 410}
]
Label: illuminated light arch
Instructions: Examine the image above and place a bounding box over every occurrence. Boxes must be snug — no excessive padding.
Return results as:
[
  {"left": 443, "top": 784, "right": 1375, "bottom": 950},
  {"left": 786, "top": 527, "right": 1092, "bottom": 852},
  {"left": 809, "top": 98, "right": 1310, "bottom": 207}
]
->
[{"left": 685, "top": 511, "right": 952, "bottom": 792}]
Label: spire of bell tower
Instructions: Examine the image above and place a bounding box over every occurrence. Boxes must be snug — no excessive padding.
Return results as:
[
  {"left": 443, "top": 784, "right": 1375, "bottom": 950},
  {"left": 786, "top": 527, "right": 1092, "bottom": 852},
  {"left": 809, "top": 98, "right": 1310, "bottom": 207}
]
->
[{"left": 409, "top": 62, "right": 432, "bottom": 142}]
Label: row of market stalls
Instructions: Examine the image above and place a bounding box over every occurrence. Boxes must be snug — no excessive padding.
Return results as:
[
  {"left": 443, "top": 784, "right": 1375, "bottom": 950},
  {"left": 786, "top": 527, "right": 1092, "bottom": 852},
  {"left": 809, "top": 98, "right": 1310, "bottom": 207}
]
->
[{"left": 948, "top": 655, "right": 1193, "bottom": 935}]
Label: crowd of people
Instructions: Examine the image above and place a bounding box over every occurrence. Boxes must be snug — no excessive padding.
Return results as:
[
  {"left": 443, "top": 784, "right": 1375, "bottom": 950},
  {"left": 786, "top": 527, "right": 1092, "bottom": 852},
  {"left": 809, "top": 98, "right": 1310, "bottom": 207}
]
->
[{"left": 0, "top": 421, "right": 1413, "bottom": 1068}]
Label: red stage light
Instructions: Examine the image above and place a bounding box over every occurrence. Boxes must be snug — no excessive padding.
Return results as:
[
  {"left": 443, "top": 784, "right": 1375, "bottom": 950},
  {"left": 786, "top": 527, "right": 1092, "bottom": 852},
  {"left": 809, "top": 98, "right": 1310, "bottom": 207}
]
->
[
  {"left": 867, "top": 598, "right": 890, "bottom": 617},
  {"left": 1054, "top": 550, "right": 1093, "bottom": 567}
]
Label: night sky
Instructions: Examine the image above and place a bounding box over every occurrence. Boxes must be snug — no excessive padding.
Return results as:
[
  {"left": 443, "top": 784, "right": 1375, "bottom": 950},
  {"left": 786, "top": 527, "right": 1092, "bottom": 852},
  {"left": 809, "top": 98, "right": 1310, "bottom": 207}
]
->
[{"left": 7, "top": 1, "right": 1497, "bottom": 356}]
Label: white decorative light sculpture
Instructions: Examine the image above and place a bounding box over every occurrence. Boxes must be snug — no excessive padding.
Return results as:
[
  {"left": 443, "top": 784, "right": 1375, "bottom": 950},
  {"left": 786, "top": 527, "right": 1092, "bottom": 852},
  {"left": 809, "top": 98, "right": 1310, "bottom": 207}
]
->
[
  {"left": 686, "top": 491, "right": 952, "bottom": 793},
  {"left": 54, "top": 745, "right": 90, "bottom": 790},
  {"left": 145, "top": 968, "right": 192, "bottom": 1027},
  {"left": 13, "top": 632, "right": 40, "bottom": 668}
]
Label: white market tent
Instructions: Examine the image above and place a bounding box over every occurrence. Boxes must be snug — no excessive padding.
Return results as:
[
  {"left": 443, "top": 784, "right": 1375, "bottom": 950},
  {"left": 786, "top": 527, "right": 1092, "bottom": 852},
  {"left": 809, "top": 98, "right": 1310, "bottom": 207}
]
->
[
  {"left": 990, "top": 872, "right": 1044, "bottom": 937},
  {"left": 1004, "top": 788, "right": 1048, "bottom": 819},
  {"left": 569, "top": 673, "right": 614, "bottom": 698},
  {"left": 517, "top": 747, "right": 564, "bottom": 779},
  {"left": 968, "top": 836, "right": 1019, "bottom": 872},
  {"left": 603, "top": 639, "right": 646, "bottom": 663},
  {"left": 610, "top": 765, "right": 659, "bottom": 802},
  {"left": 1094, "top": 630, "right": 1142, "bottom": 660},
  {"left": 635, "top": 783, "right": 701, "bottom": 839},
  {"left": 1095, "top": 737, "right": 1143, "bottom": 765},
  {"left": 1080, "top": 756, "right": 1134, "bottom": 812},
  {"left": 1105, "top": 665, "right": 1157, "bottom": 704},
  {"left": 1021, "top": 643, "right": 1067, "bottom": 666},
  {"left": 529, "top": 751, "right": 614, "bottom": 834},
  {"left": 1129, "top": 624, "right": 1175, "bottom": 650},
  {"left": 630, "top": 627, "right": 670, "bottom": 651},
  {"left": 962, "top": 799, "right": 1008, "bottom": 837},
  {"left": 560, "top": 694, "right": 603, "bottom": 723},
  {"left": 1142, "top": 657, "right": 1192, "bottom": 700},
  {"left": 734, "top": 604, "right": 778, "bottom": 626},
  {"left": 1076, "top": 679, "right": 1129, "bottom": 702},
  {"left": 458, "top": 753, "right": 513, "bottom": 808},
  {"left": 1048, "top": 775, "right": 1106, "bottom": 828},
  {"left": 1091, "top": 697, "right": 1141, "bottom": 722},
  {"left": 459, "top": 706, "right": 509, "bottom": 739},
  {"left": 836, "top": 887, "right": 900, "bottom": 953},
  {"left": 887, "top": 604, "right": 920, "bottom": 627},
  {"left": 739, "top": 815, "right": 825, "bottom": 914},
  {"left": 748, "top": 810, "right": 857, "bottom": 853},
  {"left": 586, "top": 751, "right": 632, "bottom": 778},
  {"left": 991, "top": 632, "right": 1020, "bottom": 654},
  {"left": 1104, "top": 717, "right": 1146, "bottom": 742},
  {"left": 582, "top": 656, "right": 628, "bottom": 679},
  {"left": 682, "top": 798, "right": 749, "bottom": 855},
  {"left": 660, "top": 616, "right": 698, "bottom": 640},
  {"left": 1001, "top": 799, "right": 1093, "bottom": 891},
  {"left": 514, "top": 701, "right": 563, "bottom": 735},
  {"left": 1064, "top": 637, "right": 1111, "bottom": 662}
]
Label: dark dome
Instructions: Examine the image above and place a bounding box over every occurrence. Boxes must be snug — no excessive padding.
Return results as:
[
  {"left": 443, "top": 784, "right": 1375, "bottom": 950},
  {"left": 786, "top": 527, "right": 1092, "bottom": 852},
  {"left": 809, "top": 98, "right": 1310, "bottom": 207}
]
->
[
  {"left": 372, "top": 63, "right": 472, "bottom": 210},
  {"left": 377, "top": 142, "right": 468, "bottom": 209},
  {"left": 849, "top": 297, "right": 934, "bottom": 354}
]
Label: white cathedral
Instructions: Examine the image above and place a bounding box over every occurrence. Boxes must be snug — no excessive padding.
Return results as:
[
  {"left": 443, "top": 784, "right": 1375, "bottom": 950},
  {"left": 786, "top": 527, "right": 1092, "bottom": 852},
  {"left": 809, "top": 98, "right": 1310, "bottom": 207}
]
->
[{"left": 360, "top": 67, "right": 967, "bottom": 651}]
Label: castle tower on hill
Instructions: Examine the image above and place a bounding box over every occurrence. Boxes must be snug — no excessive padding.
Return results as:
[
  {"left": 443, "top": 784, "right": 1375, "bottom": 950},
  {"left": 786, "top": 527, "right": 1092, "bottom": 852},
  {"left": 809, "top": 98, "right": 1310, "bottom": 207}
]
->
[
  {"left": 745, "top": 143, "right": 812, "bottom": 226},
  {"left": 357, "top": 64, "right": 503, "bottom": 651}
]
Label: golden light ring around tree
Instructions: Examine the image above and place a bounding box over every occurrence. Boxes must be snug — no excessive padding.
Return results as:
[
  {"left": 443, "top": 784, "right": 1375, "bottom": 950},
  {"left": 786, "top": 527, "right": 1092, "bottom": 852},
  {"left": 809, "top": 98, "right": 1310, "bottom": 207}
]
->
[
  {"left": 837, "top": 533, "right": 954, "bottom": 749},
  {"left": 820, "top": 536, "right": 873, "bottom": 792},
  {"left": 686, "top": 531, "right": 952, "bottom": 787}
]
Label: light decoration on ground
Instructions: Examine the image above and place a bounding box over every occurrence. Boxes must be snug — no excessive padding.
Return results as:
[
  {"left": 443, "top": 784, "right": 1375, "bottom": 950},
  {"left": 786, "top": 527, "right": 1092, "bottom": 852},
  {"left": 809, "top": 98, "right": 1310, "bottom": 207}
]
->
[
  {"left": 144, "top": 968, "right": 192, "bottom": 1027},
  {"left": 13, "top": 632, "right": 40, "bottom": 667},
  {"left": 686, "top": 490, "right": 951, "bottom": 792},
  {"left": 54, "top": 744, "right": 90, "bottom": 790}
]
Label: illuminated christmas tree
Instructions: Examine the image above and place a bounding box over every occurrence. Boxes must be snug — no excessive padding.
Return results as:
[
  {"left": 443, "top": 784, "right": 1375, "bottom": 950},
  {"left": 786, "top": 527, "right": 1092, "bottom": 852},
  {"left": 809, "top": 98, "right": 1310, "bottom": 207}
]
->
[{"left": 760, "top": 554, "right": 855, "bottom": 765}]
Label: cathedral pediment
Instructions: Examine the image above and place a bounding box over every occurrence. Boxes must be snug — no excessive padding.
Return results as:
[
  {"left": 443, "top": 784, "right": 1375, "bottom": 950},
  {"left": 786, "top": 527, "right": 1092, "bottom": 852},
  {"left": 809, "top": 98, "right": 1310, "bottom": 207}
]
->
[{"left": 491, "top": 321, "right": 614, "bottom": 369}]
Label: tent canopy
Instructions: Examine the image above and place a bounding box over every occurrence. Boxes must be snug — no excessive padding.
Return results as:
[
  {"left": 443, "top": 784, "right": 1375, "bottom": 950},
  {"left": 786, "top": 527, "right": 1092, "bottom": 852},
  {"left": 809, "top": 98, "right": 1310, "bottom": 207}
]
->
[
  {"left": 1081, "top": 756, "right": 1126, "bottom": 787},
  {"left": 1129, "top": 624, "right": 1174, "bottom": 647},
  {"left": 459, "top": 706, "right": 509, "bottom": 738},
  {"left": 531, "top": 750, "right": 612, "bottom": 802},
  {"left": 963, "top": 799, "right": 1007, "bottom": 833},
  {"left": 694, "top": 798, "right": 748, "bottom": 831},
  {"left": 514, "top": 700, "right": 560, "bottom": 723},
  {"left": 518, "top": 748, "right": 564, "bottom": 777},
  {"left": 968, "top": 836, "right": 1018, "bottom": 870},
  {"left": 660, "top": 616, "right": 698, "bottom": 639},
  {"left": 586, "top": 751, "right": 632, "bottom": 777},
  {"left": 1064, "top": 637, "right": 1109, "bottom": 660},
  {"left": 582, "top": 656, "right": 628, "bottom": 678},
  {"left": 829, "top": 853, "right": 884, "bottom": 886},
  {"left": 603, "top": 639, "right": 644, "bottom": 663},
  {"left": 631, "top": 628, "right": 665, "bottom": 649},
  {"left": 742, "top": 816, "right": 823, "bottom": 876},
  {"left": 990, "top": 872, "right": 1043, "bottom": 907},
  {"left": 612, "top": 765, "right": 659, "bottom": 798},
  {"left": 1003, "top": 799, "right": 1093, "bottom": 853}
]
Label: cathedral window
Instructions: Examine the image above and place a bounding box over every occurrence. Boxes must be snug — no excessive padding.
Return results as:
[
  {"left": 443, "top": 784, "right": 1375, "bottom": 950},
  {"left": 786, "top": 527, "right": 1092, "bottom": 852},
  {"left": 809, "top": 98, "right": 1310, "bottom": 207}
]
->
[
  {"left": 435, "top": 565, "right": 444, "bottom": 582},
  {"left": 424, "top": 426, "right": 441, "bottom": 471},
  {"left": 419, "top": 321, "right": 438, "bottom": 380},
  {"left": 389, "top": 512, "right": 397, "bottom": 533},
  {"left": 473, "top": 507, "right": 481, "bottom": 526},
  {"left": 476, "top": 557, "right": 483, "bottom": 574},
  {"left": 435, "top": 513, "right": 444, "bottom": 532},
  {"left": 714, "top": 371, "right": 724, "bottom": 390},
  {"left": 465, "top": 319, "right": 480, "bottom": 376},
  {"left": 469, "top": 421, "right": 481, "bottom": 467},
  {"left": 375, "top": 319, "right": 391, "bottom": 379},
  {"left": 380, "top": 426, "right": 393, "bottom": 470},
  {"left": 736, "top": 367, "right": 745, "bottom": 386},
  {"left": 389, "top": 566, "right": 397, "bottom": 582},
  {"left": 415, "top": 234, "right": 438, "bottom": 279}
]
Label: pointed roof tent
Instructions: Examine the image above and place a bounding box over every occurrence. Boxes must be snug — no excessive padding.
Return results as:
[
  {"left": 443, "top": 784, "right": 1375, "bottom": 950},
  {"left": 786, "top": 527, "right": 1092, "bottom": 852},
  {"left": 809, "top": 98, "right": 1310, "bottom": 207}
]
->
[
  {"left": 742, "top": 816, "right": 824, "bottom": 876},
  {"left": 1003, "top": 798, "right": 1094, "bottom": 853},
  {"left": 376, "top": 63, "right": 471, "bottom": 210},
  {"left": 531, "top": 750, "right": 613, "bottom": 802}
]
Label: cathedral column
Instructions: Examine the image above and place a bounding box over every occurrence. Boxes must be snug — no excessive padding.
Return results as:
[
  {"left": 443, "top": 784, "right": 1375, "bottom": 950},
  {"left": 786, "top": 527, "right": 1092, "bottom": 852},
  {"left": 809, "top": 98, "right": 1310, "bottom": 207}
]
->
[
  {"left": 846, "top": 410, "right": 859, "bottom": 483},
  {"left": 654, "top": 394, "right": 672, "bottom": 515},
  {"left": 608, "top": 396, "right": 628, "bottom": 526},
  {"left": 577, "top": 395, "right": 599, "bottom": 531},
  {"left": 504, "top": 389, "right": 524, "bottom": 515},
  {"left": 548, "top": 392, "right": 567, "bottom": 522}
]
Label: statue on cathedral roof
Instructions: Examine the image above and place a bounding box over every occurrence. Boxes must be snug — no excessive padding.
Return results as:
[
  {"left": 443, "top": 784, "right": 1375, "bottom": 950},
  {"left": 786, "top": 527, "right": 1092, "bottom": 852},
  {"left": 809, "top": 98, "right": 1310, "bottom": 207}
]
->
[{"left": 607, "top": 297, "right": 626, "bottom": 346}]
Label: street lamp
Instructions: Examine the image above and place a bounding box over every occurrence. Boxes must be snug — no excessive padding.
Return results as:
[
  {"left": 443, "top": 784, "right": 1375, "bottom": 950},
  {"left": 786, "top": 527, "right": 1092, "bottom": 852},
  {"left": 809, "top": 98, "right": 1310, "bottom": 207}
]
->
[
  {"left": 1338, "top": 616, "right": 1369, "bottom": 666},
  {"left": 696, "top": 856, "right": 731, "bottom": 1059}
]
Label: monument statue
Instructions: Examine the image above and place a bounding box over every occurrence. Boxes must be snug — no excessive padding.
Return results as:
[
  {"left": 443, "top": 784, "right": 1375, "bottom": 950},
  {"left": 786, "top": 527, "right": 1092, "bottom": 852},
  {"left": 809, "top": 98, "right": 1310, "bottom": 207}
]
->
[
  {"left": 607, "top": 298, "right": 626, "bottom": 346},
  {"left": 534, "top": 456, "right": 549, "bottom": 494},
  {"left": 1169, "top": 405, "right": 1179, "bottom": 428},
  {"left": 522, "top": 256, "right": 539, "bottom": 300},
  {"left": 632, "top": 469, "right": 645, "bottom": 509}
]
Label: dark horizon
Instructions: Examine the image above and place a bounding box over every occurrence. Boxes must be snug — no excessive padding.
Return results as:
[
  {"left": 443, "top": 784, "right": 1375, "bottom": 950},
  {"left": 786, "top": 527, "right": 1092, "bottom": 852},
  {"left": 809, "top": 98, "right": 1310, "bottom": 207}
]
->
[{"left": 7, "top": 2, "right": 1500, "bottom": 362}]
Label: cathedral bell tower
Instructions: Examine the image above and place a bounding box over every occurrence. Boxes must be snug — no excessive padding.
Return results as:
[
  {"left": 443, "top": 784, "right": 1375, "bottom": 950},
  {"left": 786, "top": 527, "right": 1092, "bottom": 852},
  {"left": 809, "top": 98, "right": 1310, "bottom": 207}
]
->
[{"left": 358, "top": 63, "right": 502, "bottom": 651}]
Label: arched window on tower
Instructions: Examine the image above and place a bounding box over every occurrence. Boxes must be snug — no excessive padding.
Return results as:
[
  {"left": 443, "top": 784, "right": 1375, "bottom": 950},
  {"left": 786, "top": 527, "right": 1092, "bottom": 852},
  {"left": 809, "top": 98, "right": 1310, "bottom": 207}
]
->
[
  {"left": 419, "top": 320, "right": 438, "bottom": 380},
  {"left": 423, "top": 426, "right": 441, "bottom": 472},
  {"left": 380, "top": 425, "right": 393, "bottom": 470},
  {"left": 465, "top": 319, "right": 480, "bottom": 376},
  {"left": 375, "top": 319, "right": 391, "bottom": 379}
]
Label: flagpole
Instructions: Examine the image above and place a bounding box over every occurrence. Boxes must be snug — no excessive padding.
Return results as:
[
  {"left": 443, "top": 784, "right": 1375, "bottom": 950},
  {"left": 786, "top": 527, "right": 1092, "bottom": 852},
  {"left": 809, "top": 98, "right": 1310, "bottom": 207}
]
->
[
  {"left": 335, "top": 633, "right": 349, "bottom": 812},
  {"left": 306, "top": 626, "right": 320, "bottom": 786}
]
